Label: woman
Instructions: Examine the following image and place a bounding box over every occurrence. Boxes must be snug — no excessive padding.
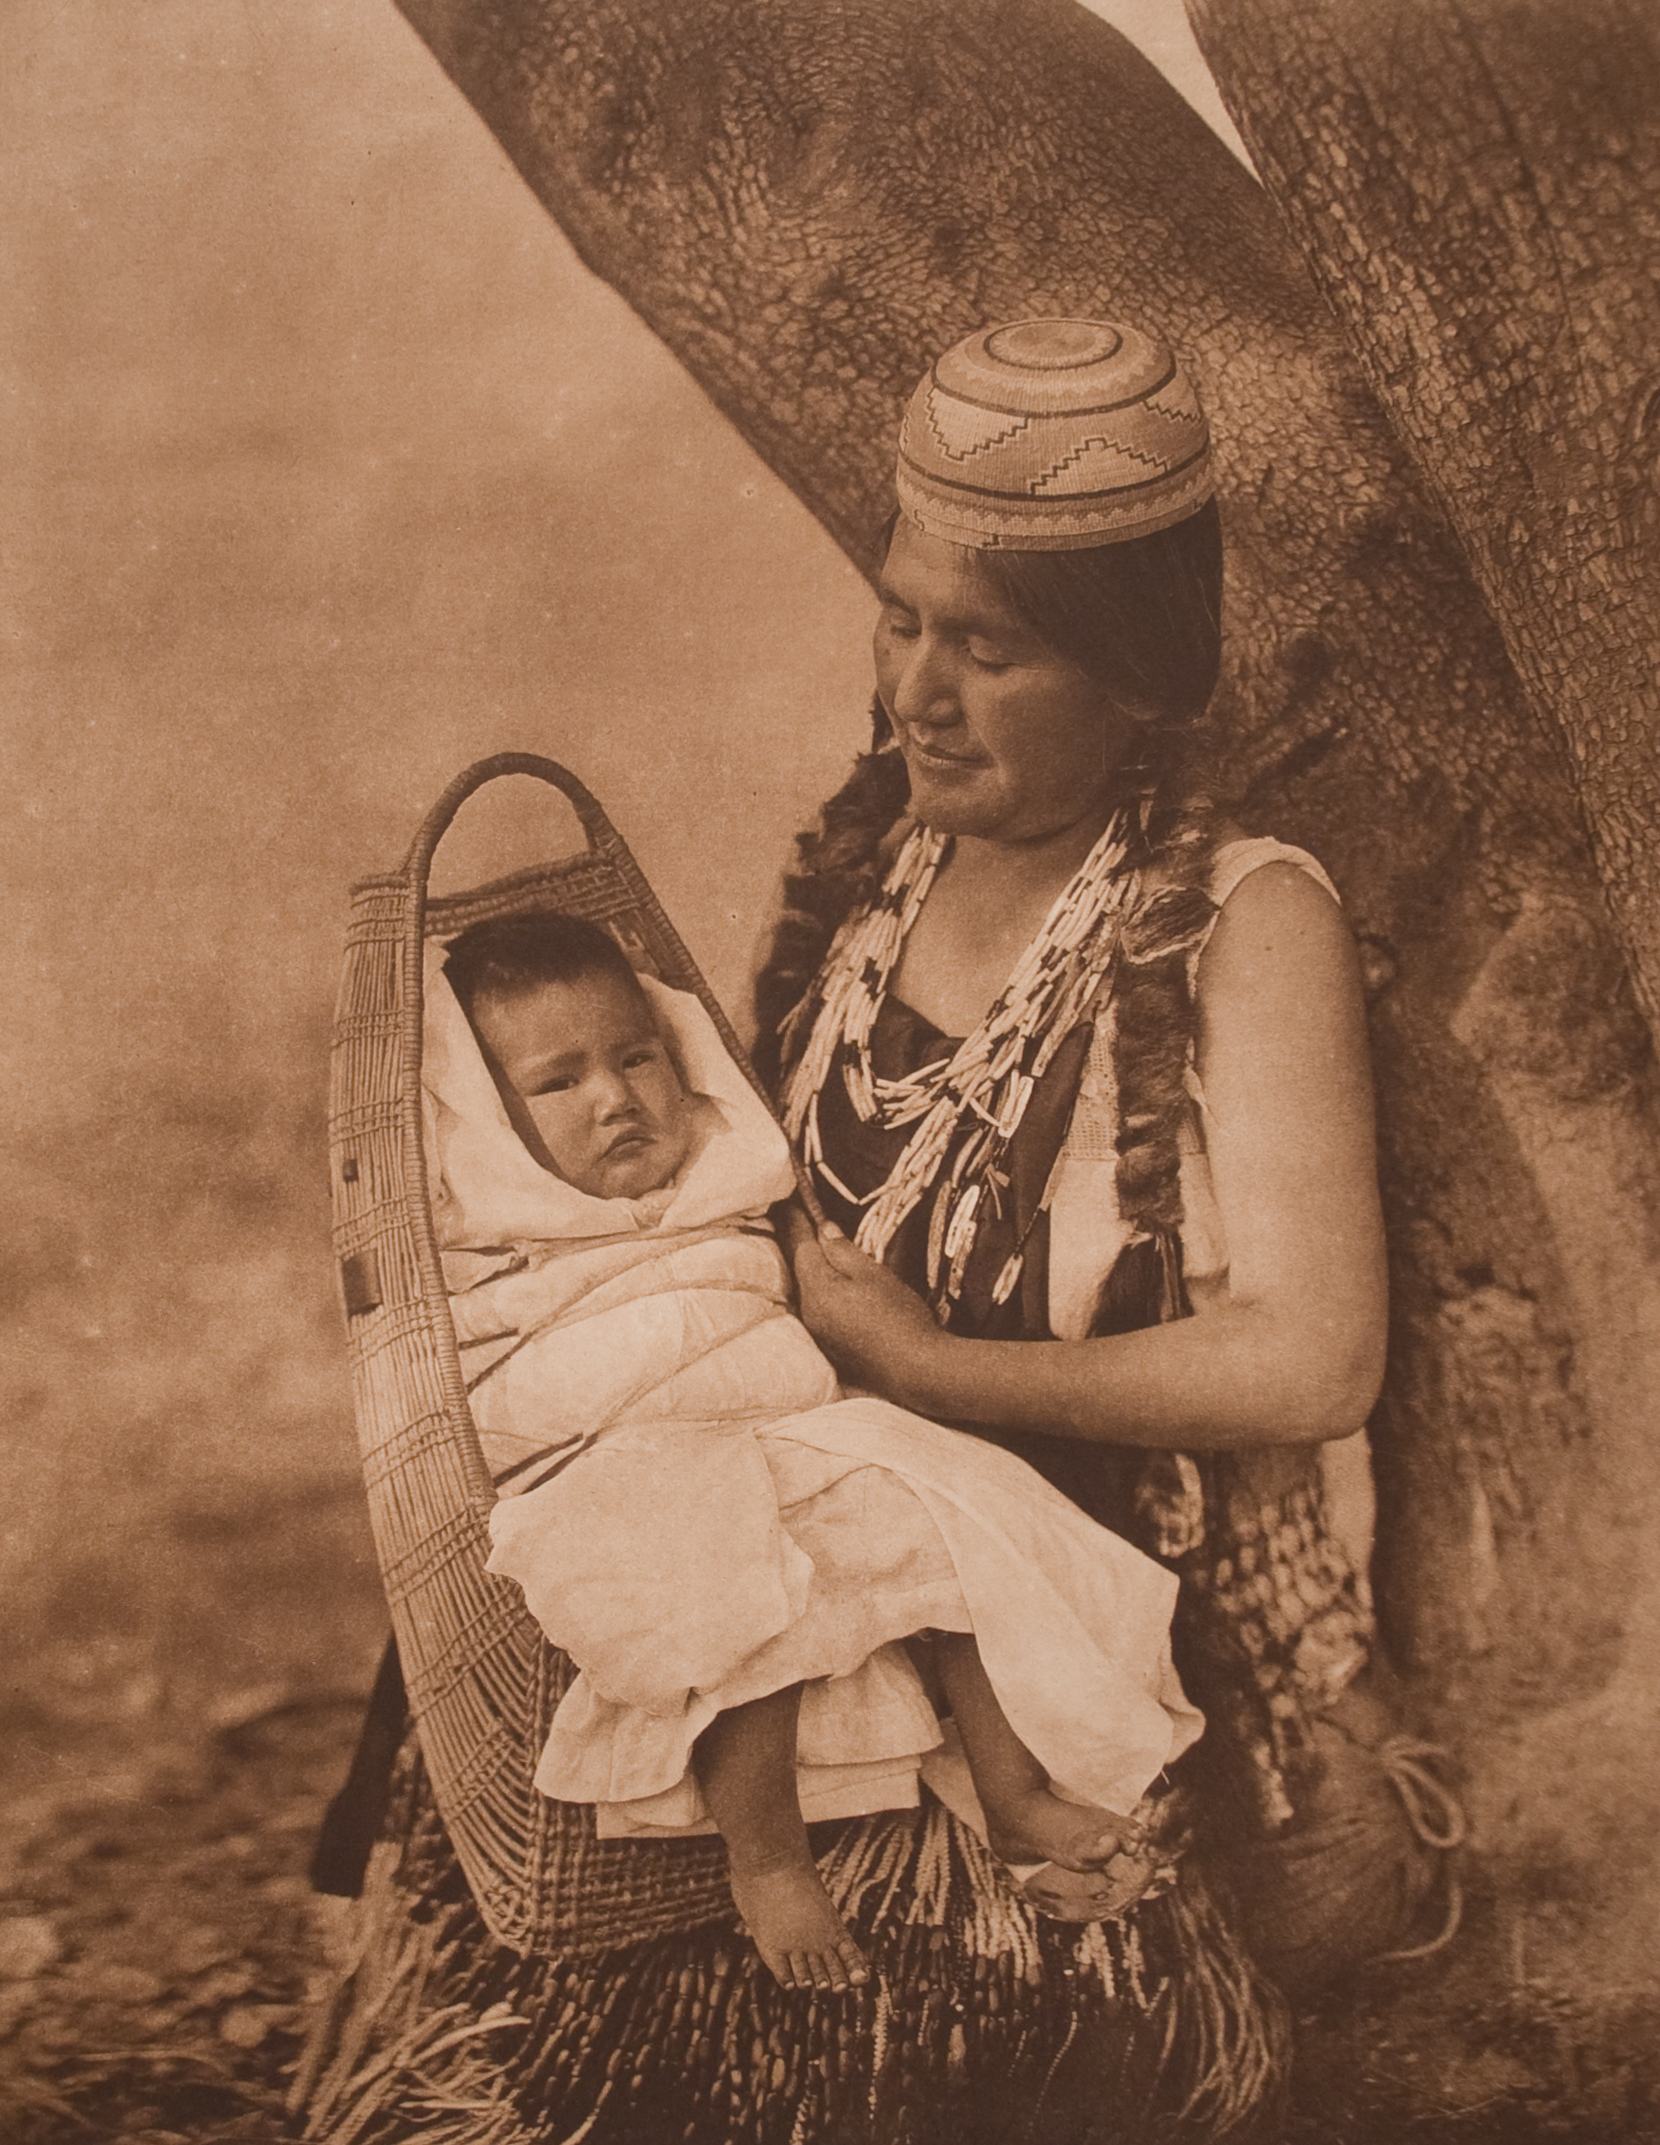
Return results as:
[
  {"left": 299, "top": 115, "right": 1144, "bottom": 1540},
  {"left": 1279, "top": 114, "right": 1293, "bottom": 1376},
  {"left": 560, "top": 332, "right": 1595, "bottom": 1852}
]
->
[
  {"left": 301, "top": 319, "right": 1446, "bottom": 2145},
  {"left": 760, "top": 319, "right": 1447, "bottom": 2007}
]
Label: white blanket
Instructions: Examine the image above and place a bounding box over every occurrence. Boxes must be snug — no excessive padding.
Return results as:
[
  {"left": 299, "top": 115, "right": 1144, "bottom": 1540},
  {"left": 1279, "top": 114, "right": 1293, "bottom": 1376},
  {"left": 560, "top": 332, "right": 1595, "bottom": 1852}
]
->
[{"left": 424, "top": 946, "right": 1201, "bottom": 1835}]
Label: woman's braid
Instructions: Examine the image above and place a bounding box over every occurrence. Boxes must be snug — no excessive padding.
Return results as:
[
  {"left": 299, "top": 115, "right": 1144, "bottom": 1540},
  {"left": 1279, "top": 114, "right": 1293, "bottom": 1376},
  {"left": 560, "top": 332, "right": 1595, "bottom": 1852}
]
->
[{"left": 752, "top": 719, "right": 910, "bottom": 1096}]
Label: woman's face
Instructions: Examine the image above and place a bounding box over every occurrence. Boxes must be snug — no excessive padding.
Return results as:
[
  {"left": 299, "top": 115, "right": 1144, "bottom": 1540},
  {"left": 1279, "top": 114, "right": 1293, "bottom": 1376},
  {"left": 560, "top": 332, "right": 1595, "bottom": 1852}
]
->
[{"left": 873, "top": 520, "right": 1134, "bottom": 846}]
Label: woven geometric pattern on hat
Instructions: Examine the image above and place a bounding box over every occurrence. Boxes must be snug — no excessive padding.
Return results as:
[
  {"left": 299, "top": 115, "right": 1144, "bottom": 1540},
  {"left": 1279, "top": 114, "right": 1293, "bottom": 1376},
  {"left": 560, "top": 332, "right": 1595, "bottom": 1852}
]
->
[{"left": 897, "top": 318, "right": 1213, "bottom": 548}]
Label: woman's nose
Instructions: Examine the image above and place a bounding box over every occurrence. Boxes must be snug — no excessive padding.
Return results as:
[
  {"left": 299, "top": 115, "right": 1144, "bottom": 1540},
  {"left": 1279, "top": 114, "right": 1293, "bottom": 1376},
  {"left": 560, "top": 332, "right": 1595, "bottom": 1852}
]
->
[{"left": 889, "top": 638, "right": 960, "bottom": 729}]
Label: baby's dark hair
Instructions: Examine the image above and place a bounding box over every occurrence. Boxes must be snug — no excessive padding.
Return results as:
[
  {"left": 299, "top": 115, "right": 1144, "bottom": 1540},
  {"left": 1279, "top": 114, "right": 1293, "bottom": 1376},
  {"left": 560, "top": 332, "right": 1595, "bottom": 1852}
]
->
[{"left": 442, "top": 910, "right": 641, "bottom": 1019}]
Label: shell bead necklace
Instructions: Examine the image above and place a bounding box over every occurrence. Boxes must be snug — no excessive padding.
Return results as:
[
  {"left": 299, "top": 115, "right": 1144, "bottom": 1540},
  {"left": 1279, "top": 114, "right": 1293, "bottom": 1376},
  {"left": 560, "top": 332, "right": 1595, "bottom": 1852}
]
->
[{"left": 783, "top": 811, "right": 1139, "bottom": 1314}]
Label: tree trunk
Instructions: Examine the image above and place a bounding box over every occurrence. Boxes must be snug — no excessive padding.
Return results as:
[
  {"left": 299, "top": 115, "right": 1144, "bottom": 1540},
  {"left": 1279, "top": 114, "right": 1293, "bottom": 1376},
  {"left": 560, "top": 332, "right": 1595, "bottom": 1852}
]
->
[
  {"left": 1186, "top": 0, "right": 1660, "bottom": 1038},
  {"left": 1178, "top": 0, "right": 1660, "bottom": 2093},
  {"left": 390, "top": 0, "right": 1660, "bottom": 2119}
]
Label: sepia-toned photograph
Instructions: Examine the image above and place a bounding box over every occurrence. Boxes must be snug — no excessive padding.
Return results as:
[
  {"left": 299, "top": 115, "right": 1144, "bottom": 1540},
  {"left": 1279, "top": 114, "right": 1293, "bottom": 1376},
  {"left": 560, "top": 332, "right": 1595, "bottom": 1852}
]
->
[{"left": 4, "top": 1, "right": 1657, "bottom": 2139}]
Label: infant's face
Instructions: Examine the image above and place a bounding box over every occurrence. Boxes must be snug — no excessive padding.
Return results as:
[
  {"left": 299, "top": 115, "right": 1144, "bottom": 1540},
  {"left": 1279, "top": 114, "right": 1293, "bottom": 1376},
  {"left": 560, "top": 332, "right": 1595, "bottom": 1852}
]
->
[{"left": 471, "top": 970, "right": 695, "bottom": 1201}]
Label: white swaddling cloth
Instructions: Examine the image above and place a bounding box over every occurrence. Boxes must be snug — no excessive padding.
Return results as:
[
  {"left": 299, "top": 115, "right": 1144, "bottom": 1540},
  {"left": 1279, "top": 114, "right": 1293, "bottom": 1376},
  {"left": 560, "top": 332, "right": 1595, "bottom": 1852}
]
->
[{"left": 423, "top": 944, "right": 1202, "bottom": 1837}]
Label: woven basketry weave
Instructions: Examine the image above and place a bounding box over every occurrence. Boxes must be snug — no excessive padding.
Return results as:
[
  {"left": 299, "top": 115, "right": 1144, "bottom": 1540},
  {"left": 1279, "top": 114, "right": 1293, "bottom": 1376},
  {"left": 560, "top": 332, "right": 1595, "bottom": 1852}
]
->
[{"left": 328, "top": 753, "right": 802, "bottom": 1956}]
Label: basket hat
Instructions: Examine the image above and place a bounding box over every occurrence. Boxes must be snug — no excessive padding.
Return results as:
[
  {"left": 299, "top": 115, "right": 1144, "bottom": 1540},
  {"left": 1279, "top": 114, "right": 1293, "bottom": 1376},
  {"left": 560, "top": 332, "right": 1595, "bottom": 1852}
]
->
[{"left": 895, "top": 318, "right": 1213, "bottom": 550}]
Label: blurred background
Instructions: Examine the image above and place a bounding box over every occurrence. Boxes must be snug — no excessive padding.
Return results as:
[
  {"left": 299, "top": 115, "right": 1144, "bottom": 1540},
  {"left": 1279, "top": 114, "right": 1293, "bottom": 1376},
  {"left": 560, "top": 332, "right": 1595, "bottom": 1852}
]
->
[{"left": 1, "top": 0, "right": 1240, "bottom": 1783}]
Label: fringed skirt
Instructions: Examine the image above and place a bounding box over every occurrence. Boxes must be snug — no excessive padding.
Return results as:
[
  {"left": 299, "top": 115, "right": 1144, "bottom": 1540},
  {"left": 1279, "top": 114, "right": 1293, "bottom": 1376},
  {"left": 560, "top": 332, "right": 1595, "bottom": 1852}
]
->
[{"left": 292, "top": 1742, "right": 1286, "bottom": 2145}]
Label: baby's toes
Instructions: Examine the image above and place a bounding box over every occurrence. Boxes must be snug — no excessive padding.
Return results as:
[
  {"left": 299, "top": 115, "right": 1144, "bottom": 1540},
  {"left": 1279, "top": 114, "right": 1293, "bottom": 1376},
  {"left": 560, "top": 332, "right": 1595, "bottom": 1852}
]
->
[
  {"left": 1045, "top": 1836, "right": 1111, "bottom": 1874},
  {"left": 833, "top": 1938, "right": 870, "bottom": 1990},
  {"left": 1076, "top": 1827, "right": 1138, "bottom": 1871}
]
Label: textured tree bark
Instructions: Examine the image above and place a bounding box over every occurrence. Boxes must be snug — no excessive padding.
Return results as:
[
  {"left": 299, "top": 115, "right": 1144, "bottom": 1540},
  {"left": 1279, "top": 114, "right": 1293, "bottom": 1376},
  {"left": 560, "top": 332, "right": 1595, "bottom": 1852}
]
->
[
  {"left": 1178, "top": 0, "right": 1660, "bottom": 2074},
  {"left": 390, "top": 0, "right": 1660, "bottom": 2111},
  {"left": 1186, "top": 0, "right": 1660, "bottom": 1037}
]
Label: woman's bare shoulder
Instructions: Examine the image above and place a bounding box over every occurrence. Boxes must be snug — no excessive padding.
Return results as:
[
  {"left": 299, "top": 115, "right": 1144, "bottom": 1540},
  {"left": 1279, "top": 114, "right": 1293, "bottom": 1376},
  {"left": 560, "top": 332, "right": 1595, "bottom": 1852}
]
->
[
  {"left": 1144, "top": 824, "right": 1344, "bottom": 988},
  {"left": 1196, "top": 853, "right": 1363, "bottom": 1058}
]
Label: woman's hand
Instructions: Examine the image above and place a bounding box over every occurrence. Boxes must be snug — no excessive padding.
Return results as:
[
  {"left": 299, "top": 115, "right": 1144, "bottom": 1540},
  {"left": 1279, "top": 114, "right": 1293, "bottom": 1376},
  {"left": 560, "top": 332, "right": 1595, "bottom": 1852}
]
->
[{"left": 782, "top": 1209, "right": 947, "bottom": 1407}]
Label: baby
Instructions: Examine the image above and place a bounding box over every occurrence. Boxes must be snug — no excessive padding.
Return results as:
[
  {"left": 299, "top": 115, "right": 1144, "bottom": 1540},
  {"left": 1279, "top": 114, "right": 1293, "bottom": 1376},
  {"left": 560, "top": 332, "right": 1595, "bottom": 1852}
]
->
[{"left": 426, "top": 909, "right": 1201, "bottom": 1993}]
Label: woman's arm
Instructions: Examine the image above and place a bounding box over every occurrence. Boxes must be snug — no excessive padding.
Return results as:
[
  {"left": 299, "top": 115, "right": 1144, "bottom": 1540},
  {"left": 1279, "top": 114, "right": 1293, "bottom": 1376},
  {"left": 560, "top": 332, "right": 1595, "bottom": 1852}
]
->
[{"left": 790, "top": 864, "right": 1388, "bottom": 1449}]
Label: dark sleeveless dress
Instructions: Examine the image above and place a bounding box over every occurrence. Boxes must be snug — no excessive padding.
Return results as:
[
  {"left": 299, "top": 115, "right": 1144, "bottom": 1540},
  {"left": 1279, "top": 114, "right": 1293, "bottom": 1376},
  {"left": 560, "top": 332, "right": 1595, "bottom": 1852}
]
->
[{"left": 810, "top": 994, "right": 1123, "bottom": 1524}]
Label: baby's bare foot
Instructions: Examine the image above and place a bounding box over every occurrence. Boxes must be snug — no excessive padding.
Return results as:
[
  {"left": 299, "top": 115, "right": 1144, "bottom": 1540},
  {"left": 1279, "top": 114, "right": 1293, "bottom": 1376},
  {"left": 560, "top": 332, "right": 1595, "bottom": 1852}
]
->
[
  {"left": 728, "top": 1859, "right": 869, "bottom": 1993},
  {"left": 986, "top": 1786, "right": 1145, "bottom": 1876},
  {"left": 985, "top": 1788, "right": 1156, "bottom": 1920}
]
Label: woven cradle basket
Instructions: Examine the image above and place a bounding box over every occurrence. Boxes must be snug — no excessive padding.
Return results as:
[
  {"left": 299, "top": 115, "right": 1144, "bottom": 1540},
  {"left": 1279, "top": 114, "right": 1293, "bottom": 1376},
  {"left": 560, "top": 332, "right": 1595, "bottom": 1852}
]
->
[{"left": 328, "top": 753, "right": 800, "bottom": 1956}]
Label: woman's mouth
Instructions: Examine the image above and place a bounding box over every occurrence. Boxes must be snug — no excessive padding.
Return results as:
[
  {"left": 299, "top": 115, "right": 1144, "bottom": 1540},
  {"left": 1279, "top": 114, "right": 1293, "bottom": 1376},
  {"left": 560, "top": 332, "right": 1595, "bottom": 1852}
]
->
[{"left": 907, "top": 737, "right": 986, "bottom": 769}]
